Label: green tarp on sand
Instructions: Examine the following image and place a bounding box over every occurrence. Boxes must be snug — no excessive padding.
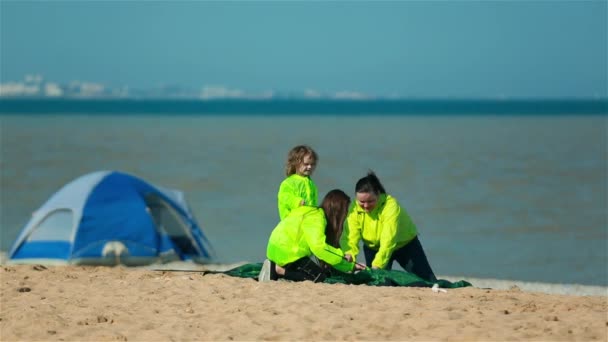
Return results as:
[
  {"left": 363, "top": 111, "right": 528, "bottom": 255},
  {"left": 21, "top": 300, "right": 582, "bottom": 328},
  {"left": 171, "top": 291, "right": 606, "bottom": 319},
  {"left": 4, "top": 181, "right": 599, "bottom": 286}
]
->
[{"left": 224, "top": 263, "right": 472, "bottom": 289}]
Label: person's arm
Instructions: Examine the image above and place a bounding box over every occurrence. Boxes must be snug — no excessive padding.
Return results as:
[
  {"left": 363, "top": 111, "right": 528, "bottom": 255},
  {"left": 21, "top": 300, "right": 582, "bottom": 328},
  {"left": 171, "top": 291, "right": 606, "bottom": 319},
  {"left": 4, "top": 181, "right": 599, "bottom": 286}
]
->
[
  {"left": 340, "top": 208, "right": 362, "bottom": 262},
  {"left": 372, "top": 200, "right": 401, "bottom": 269},
  {"left": 277, "top": 178, "right": 304, "bottom": 220},
  {"left": 303, "top": 212, "right": 355, "bottom": 273},
  {"left": 309, "top": 179, "right": 319, "bottom": 206}
]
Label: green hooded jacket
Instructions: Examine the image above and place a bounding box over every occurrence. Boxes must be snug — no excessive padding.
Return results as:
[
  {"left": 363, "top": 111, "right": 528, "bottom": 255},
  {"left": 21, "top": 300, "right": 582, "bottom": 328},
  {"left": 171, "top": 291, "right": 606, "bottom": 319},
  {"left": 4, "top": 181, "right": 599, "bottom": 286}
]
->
[
  {"left": 340, "top": 194, "right": 418, "bottom": 269},
  {"left": 267, "top": 206, "right": 355, "bottom": 273},
  {"left": 277, "top": 174, "right": 318, "bottom": 220}
]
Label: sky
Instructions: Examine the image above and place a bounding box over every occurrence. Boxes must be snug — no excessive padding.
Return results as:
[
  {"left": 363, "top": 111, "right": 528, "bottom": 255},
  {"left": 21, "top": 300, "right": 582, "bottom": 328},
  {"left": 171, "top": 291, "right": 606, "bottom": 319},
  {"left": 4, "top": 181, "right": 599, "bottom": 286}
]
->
[{"left": 1, "top": 0, "right": 606, "bottom": 99}]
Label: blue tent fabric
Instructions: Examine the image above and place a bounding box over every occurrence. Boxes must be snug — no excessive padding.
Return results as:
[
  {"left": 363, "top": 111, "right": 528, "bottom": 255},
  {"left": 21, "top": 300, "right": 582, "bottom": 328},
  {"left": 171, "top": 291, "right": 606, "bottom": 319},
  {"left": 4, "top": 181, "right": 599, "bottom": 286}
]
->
[
  {"left": 75, "top": 173, "right": 160, "bottom": 258},
  {"left": 9, "top": 171, "right": 214, "bottom": 265}
]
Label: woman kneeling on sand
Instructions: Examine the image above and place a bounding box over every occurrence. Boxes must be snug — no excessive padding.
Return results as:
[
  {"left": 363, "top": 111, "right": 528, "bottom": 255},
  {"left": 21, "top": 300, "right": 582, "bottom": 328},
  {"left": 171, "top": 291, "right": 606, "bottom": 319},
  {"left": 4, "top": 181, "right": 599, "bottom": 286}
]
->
[
  {"left": 341, "top": 171, "right": 437, "bottom": 282},
  {"left": 259, "top": 189, "right": 366, "bottom": 282}
]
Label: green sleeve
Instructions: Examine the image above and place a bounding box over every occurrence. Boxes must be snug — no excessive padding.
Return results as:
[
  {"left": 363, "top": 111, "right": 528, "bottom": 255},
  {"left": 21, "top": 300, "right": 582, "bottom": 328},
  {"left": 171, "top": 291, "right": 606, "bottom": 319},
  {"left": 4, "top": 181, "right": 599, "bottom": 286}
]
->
[
  {"left": 341, "top": 206, "right": 362, "bottom": 262},
  {"left": 302, "top": 212, "right": 354, "bottom": 273},
  {"left": 277, "top": 178, "right": 304, "bottom": 220},
  {"left": 372, "top": 200, "right": 400, "bottom": 269},
  {"left": 309, "top": 180, "right": 319, "bottom": 206}
]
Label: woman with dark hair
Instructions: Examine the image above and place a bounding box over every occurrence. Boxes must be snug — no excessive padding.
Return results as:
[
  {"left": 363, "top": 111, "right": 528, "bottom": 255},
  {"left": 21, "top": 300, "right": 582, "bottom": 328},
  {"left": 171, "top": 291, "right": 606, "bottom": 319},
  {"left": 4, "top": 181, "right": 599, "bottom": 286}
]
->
[
  {"left": 260, "top": 189, "right": 366, "bottom": 282},
  {"left": 341, "top": 171, "right": 437, "bottom": 282}
]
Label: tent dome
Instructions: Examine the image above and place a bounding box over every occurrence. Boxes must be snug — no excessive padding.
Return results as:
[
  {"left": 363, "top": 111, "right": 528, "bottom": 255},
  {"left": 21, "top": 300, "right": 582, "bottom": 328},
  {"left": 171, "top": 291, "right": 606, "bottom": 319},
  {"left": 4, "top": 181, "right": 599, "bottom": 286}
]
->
[{"left": 8, "top": 170, "right": 214, "bottom": 266}]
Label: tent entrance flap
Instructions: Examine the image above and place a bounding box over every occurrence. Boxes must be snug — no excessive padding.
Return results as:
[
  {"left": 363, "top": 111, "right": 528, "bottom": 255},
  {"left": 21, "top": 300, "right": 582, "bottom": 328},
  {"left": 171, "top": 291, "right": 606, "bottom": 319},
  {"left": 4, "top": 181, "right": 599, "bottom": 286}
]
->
[{"left": 145, "top": 193, "right": 202, "bottom": 256}]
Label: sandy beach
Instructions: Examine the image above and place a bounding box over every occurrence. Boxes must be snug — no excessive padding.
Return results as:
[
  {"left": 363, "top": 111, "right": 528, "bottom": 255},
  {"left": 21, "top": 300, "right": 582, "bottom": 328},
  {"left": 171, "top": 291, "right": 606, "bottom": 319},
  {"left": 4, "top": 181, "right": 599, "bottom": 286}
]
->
[{"left": 1, "top": 264, "right": 606, "bottom": 341}]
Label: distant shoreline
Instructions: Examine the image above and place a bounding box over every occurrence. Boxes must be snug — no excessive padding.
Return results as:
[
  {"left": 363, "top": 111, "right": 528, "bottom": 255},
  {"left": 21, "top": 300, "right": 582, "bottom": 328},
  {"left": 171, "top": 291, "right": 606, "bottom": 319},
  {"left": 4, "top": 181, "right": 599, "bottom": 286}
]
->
[{"left": 1, "top": 98, "right": 606, "bottom": 115}]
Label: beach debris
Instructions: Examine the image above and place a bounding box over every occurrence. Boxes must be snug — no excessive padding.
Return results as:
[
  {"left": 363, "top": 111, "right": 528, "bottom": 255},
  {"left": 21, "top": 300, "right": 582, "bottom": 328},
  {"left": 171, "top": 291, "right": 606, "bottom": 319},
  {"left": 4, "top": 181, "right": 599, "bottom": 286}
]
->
[
  {"left": 432, "top": 284, "right": 447, "bottom": 293},
  {"left": 97, "top": 315, "right": 110, "bottom": 323},
  {"left": 17, "top": 287, "right": 31, "bottom": 292},
  {"left": 509, "top": 284, "right": 522, "bottom": 292},
  {"left": 32, "top": 265, "right": 47, "bottom": 271}
]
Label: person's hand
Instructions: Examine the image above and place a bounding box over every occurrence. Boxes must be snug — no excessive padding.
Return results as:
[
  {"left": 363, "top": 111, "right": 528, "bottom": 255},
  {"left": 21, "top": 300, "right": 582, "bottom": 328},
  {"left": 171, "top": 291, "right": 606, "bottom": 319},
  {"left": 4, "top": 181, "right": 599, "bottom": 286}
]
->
[
  {"left": 354, "top": 262, "right": 367, "bottom": 271},
  {"left": 372, "top": 266, "right": 380, "bottom": 270},
  {"left": 344, "top": 254, "right": 353, "bottom": 262}
]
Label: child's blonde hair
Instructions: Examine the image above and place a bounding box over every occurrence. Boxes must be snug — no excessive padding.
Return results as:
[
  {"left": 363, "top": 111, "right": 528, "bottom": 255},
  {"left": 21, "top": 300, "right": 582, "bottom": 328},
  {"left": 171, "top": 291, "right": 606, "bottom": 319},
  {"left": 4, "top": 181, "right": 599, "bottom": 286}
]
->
[{"left": 285, "top": 145, "right": 318, "bottom": 177}]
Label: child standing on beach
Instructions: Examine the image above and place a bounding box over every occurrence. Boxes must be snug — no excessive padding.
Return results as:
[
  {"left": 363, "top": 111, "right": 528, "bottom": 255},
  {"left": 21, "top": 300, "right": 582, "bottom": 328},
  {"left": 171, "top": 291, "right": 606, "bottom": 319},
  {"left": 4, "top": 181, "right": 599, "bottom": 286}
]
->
[{"left": 277, "top": 145, "right": 318, "bottom": 220}]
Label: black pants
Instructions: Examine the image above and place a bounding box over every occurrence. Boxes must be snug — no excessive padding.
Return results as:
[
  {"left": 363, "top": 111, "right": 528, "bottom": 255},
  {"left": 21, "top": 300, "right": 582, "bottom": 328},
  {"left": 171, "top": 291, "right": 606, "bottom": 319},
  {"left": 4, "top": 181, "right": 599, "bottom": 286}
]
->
[
  {"left": 363, "top": 236, "right": 437, "bottom": 282},
  {"left": 280, "top": 257, "right": 327, "bottom": 283}
]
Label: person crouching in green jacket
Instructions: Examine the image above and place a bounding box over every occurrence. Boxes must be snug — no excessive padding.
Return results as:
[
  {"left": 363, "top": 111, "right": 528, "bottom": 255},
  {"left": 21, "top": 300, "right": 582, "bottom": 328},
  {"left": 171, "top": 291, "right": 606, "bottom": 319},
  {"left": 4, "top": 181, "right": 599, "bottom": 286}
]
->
[
  {"left": 260, "top": 189, "right": 367, "bottom": 282},
  {"left": 341, "top": 171, "right": 437, "bottom": 282}
]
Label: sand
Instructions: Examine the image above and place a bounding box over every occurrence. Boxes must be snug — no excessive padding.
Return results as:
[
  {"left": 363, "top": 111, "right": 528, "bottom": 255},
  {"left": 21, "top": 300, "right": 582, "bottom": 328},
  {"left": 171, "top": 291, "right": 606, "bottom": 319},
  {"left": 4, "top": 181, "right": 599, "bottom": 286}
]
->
[{"left": 1, "top": 264, "right": 606, "bottom": 341}]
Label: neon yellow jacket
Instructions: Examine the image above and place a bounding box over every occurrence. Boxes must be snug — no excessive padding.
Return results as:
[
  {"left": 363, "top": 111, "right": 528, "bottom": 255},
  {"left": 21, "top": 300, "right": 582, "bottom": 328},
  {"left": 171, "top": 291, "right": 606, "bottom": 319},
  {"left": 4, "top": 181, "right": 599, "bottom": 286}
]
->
[
  {"left": 267, "top": 206, "right": 355, "bottom": 273},
  {"left": 340, "top": 194, "right": 418, "bottom": 269},
  {"left": 277, "top": 174, "right": 318, "bottom": 220}
]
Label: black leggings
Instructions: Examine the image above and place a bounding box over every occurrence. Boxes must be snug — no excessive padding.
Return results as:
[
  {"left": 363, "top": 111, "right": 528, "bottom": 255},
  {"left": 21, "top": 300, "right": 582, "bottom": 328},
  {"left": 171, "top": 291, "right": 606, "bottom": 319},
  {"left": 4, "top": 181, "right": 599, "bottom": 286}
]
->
[
  {"left": 281, "top": 257, "right": 328, "bottom": 283},
  {"left": 363, "top": 236, "right": 437, "bottom": 282}
]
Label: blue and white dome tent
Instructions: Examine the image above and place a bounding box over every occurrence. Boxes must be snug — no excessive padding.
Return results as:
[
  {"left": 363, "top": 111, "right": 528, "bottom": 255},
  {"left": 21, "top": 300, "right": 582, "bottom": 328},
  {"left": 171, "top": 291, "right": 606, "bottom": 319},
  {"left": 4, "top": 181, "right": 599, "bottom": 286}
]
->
[{"left": 8, "top": 171, "right": 215, "bottom": 266}]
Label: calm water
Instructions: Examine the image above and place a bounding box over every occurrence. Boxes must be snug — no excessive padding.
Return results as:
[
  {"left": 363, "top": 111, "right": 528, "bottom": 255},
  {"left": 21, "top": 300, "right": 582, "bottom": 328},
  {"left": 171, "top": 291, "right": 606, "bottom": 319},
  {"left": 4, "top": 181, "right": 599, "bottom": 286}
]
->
[{"left": 0, "top": 113, "right": 606, "bottom": 285}]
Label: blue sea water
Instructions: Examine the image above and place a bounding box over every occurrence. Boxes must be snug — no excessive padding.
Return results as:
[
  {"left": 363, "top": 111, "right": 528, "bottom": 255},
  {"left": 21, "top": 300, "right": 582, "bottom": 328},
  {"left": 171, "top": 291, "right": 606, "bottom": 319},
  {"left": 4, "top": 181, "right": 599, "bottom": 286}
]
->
[{"left": 0, "top": 100, "right": 606, "bottom": 286}]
